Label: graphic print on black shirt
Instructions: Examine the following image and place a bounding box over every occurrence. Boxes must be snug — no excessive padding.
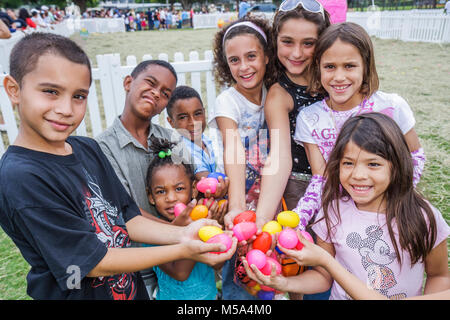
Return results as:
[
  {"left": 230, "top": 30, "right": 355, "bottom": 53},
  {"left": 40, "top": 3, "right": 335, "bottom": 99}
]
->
[{"left": 83, "top": 171, "right": 137, "bottom": 300}]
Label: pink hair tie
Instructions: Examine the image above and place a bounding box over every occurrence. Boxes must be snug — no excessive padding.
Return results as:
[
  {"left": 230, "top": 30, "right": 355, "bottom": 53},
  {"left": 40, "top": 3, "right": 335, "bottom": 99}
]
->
[{"left": 222, "top": 21, "right": 267, "bottom": 46}]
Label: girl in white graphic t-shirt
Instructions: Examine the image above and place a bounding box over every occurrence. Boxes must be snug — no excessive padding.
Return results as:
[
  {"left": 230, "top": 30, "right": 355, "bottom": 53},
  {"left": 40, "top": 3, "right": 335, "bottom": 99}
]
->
[
  {"left": 243, "top": 113, "right": 449, "bottom": 299},
  {"left": 291, "top": 22, "right": 426, "bottom": 231},
  {"left": 209, "top": 15, "right": 277, "bottom": 299}
]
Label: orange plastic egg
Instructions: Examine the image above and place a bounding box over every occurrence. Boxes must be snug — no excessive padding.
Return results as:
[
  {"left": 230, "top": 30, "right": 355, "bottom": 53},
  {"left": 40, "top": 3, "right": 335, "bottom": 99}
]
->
[
  {"left": 190, "top": 205, "right": 208, "bottom": 220},
  {"left": 218, "top": 199, "right": 227, "bottom": 209},
  {"left": 281, "top": 258, "right": 305, "bottom": 277}
]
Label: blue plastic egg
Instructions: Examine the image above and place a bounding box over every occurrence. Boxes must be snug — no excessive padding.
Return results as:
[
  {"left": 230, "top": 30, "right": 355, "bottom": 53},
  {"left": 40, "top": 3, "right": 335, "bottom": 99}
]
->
[{"left": 207, "top": 172, "right": 227, "bottom": 180}]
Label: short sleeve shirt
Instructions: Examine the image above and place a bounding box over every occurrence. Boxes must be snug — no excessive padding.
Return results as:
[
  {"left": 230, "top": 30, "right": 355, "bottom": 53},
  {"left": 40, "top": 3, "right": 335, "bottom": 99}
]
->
[
  {"left": 95, "top": 117, "right": 193, "bottom": 216},
  {"left": 312, "top": 198, "right": 450, "bottom": 300},
  {"left": 209, "top": 86, "right": 269, "bottom": 194},
  {"left": 181, "top": 134, "right": 217, "bottom": 175},
  {"left": 0, "top": 137, "right": 148, "bottom": 300},
  {"left": 294, "top": 91, "right": 416, "bottom": 161}
]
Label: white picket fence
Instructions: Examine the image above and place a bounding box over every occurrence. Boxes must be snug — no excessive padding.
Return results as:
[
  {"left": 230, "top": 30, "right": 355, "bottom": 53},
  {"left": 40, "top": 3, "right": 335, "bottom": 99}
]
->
[
  {"left": 0, "top": 51, "right": 218, "bottom": 156},
  {"left": 192, "top": 10, "right": 450, "bottom": 43},
  {"left": 346, "top": 11, "right": 450, "bottom": 43}
]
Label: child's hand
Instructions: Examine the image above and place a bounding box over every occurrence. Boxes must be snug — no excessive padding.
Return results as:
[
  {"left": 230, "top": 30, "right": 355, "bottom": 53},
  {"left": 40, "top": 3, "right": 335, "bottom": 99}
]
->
[
  {"left": 223, "top": 208, "right": 243, "bottom": 230},
  {"left": 206, "top": 198, "right": 227, "bottom": 226},
  {"left": 203, "top": 176, "right": 229, "bottom": 199},
  {"left": 223, "top": 208, "right": 258, "bottom": 247},
  {"left": 171, "top": 199, "right": 196, "bottom": 226},
  {"left": 180, "top": 218, "right": 237, "bottom": 267},
  {"left": 242, "top": 257, "right": 289, "bottom": 292},
  {"left": 277, "top": 231, "right": 329, "bottom": 267}
]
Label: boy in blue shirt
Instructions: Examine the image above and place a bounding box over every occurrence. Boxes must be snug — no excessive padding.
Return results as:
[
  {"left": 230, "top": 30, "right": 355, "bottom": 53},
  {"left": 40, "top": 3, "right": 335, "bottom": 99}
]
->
[
  {"left": 166, "top": 86, "right": 217, "bottom": 179},
  {"left": 166, "top": 86, "right": 228, "bottom": 198},
  {"left": 0, "top": 33, "right": 236, "bottom": 300}
]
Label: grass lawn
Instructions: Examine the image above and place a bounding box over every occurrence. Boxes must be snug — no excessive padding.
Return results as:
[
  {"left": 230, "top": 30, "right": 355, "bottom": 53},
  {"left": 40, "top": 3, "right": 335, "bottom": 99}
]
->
[{"left": 0, "top": 28, "right": 448, "bottom": 300}]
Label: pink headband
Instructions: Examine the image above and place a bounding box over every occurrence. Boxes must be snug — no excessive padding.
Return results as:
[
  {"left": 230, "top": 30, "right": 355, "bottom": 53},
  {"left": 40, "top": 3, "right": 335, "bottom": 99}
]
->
[{"left": 222, "top": 21, "right": 267, "bottom": 46}]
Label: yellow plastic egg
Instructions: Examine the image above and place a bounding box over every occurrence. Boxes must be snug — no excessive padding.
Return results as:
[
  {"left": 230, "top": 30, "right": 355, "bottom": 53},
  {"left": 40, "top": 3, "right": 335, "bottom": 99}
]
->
[
  {"left": 277, "top": 210, "right": 300, "bottom": 228},
  {"left": 198, "top": 226, "right": 223, "bottom": 242},
  {"left": 262, "top": 221, "right": 282, "bottom": 235}
]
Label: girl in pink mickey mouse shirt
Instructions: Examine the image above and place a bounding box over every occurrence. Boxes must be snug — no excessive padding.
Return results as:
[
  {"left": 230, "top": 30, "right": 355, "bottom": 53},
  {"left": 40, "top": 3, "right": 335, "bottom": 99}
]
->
[
  {"left": 243, "top": 113, "right": 449, "bottom": 300},
  {"left": 292, "top": 22, "right": 426, "bottom": 230}
]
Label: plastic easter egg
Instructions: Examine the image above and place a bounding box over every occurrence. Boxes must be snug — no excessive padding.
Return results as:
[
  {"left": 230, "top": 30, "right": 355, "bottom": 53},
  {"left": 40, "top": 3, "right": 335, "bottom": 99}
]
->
[
  {"left": 207, "top": 233, "right": 232, "bottom": 254},
  {"left": 201, "top": 198, "right": 215, "bottom": 209},
  {"left": 257, "top": 290, "right": 275, "bottom": 300},
  {"left": 196, "top": 177, "right": 218, "bottom": 194},
  {"left": 207, "top": 172, "right": 227, "bottom": 180},
  {"left": 233, "top": 210, "right": 256, "bottom": 225},
  {"left": 218, "top": 199, "right": 227, "bottom": 209},
  {"left": 190, "top": 204, "right": 208, "bottom": 220},
  {"left": 262, "top": 221, "right": 282, "bottom": 235},
  {"left": 246, "top": 249, "right": 267, "bottom": 269},
  {"left": 246, "top": 286, "right": 259, "bottom": 296},
  {"left": 260, "top": 285, "right": 275, "bottom": 292},
  {"left": 296, "top": 230, "right": 314, "bottom": 250},
  {"left": 276, "top": 210, "right": 300, "bottom": 228},
  {"left": 247, "top": 280, "right": 257, "bottom": 287},
  {"left": 232, "top": 221, "right": 257, "bottom": 242},
  {"left": 278, "top": 228, "right": 299, "bottom": 249},
  {"left": 281, "top": 258, "right": 305, "bottom": 277},
  {"left": 252, "top": 232, "right": 272, "bottom": 253},
  {"left": 260, "top": 257, "right": 282, "bottom": 276},
  {"left": 275, "top": 246, "right": 283, "bottom": 255},
  {"left": 198, "top": 225, "right": 223, "bottom": 242},
  {"left": 173, "top": 202, "right": 186, "bottom": 217}
]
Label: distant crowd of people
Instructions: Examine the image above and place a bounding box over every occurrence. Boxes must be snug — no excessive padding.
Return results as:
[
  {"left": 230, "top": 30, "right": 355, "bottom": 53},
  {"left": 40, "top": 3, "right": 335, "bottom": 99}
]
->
[
  {"left": 82, "top": 7, "right": 195, "bottom": 31},
  {"left": 0, "top": 5, "right": 67, "bottom": 38}
]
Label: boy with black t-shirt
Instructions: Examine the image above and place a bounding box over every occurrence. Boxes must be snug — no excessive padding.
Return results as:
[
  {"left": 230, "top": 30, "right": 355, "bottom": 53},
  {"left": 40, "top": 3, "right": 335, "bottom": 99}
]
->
[{"left": 0, "top": 33, "right": 236, "bottom": 300}]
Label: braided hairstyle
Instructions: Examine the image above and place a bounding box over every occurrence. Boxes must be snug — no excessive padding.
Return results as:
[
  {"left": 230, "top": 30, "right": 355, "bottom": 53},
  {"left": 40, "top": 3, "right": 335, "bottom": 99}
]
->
[{"left": 145, "top": 136, "right": 195, "bottom": 194}]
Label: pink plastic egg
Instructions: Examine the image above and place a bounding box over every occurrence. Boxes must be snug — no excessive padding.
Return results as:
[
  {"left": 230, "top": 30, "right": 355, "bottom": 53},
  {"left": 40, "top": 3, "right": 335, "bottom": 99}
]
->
[
  {"left": 246, "top": 249, "right": 267, "bottom": 269},
  {"left": 260, "top": 257, "right": 282, "bottom": 276},
  {"left": 173, "top": 203, "right": 187, "bottom": 217},
  {"left": 296, "top": 230, "right": 314, "bottom": 250},
  {"left": 278, "top": 228, "right": 299, "bottom": 249},
  {"left": 207, "top": 233, "right": 232, "bottom": 254},
  {"left": 232, "top": 222, "right": 257, "bottom": 242},
  {"left": 196, "top": 177, "right": 218, "bottom": 194}
]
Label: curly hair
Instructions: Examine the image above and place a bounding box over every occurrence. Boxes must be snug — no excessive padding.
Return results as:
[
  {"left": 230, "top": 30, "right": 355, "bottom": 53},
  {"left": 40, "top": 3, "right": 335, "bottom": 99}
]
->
[
  {"left": 271, "top": 5, "right": 331, "bottom": 80},
  {"left": 213, "top": 14, "right": 276, "bottom": 88}
]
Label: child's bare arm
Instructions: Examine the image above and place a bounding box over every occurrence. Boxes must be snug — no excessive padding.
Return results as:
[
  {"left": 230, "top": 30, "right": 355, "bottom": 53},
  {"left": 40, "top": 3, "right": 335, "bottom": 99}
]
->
[
  {"left": 242, "top": 236, "right": 333, "bottom": 294},
  {"left": 423, "top": 240, "right": 450, "bottom": 295},
  {"left": 157, "top": 258, "right": 197, "bottom": 282},
  {"left": 215, "top": 117, "right": 247, "bottom": 228}
]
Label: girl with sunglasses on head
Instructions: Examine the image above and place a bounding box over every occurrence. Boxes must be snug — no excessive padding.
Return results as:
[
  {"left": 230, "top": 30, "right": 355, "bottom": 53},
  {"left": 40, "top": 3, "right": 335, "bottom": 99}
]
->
[{"left": 250, "top": 0, "right": 330, "bottom": 299}]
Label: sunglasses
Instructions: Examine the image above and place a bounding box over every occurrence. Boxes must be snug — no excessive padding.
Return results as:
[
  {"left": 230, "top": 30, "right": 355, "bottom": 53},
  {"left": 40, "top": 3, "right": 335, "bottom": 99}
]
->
[{"left": 279, "top": 0, "right": 325, "bottom": 20}]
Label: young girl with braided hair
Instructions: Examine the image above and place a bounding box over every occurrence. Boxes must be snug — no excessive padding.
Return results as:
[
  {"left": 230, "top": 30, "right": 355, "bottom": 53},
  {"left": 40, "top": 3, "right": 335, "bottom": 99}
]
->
[{"left": 143, "top": 137, "right": 232, "bottom": 300}]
